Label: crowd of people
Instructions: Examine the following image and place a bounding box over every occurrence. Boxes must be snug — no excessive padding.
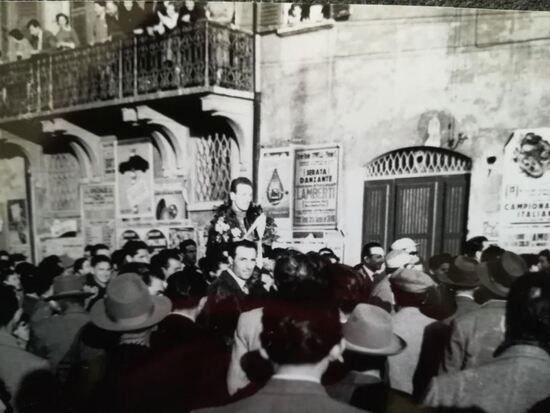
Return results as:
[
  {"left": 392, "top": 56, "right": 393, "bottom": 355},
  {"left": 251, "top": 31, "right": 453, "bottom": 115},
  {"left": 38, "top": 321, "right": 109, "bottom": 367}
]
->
[
  {"left": 1, "top": 1, "right": 230, "bottom": 64},
  {"left": 1, "top": 178, "right": 550, "bottom": 413}
]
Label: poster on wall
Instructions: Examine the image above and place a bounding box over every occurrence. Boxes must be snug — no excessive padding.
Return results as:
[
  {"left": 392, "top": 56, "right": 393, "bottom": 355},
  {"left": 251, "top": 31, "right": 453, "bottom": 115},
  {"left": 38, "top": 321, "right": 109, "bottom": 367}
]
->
[
  {"left": 168, "top": 226, "right": 196, "bottom": 249},
  {"left": 293, "top": 146, "right": 340, "bottom": 229},
  {"left": 101, "top": 139, "right": 117, "bottom": 182},
  {"left": 499, "top": 129, "right": 550, "bottom": 252},
  {"left": 258, "top": 148, "right": 293, "bottom": 230},
  {"left": 82, "top": 184, "right": 116, "bottom": 248},
  {"left": 0, "top": 158, "right": 31, "bottom": 256},
  {"left": 117, "top": 139, "right": 155, "bottom": 219},
  {"left": 7, "top": 199, "right": 31, "bottom": 257},
  {"left": 154, "top": 180, "right": 187, "bottom": 222}
]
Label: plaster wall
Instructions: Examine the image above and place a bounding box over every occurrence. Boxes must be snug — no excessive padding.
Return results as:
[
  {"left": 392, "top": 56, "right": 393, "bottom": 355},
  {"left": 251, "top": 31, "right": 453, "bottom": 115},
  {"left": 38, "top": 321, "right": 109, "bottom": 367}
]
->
[{"left": 259, "top": 5, "right": 550, "bottom": 263}]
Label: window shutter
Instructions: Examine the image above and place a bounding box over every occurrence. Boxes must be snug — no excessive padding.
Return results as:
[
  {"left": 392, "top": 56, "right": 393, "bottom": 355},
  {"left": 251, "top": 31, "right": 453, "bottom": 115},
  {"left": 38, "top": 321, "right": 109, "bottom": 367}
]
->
[
  {"left": 258, "top": 3, "right": 282, "bottom": 32},
  {"left": 440, "top": 175, "right": 470, "bottom": 255},
  {"left": 363, "top": 180, "right": 392, "bottom": 250}
]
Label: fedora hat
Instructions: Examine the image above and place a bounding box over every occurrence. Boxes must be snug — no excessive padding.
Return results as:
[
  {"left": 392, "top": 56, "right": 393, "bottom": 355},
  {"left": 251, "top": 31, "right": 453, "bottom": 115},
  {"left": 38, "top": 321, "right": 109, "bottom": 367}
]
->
[
  {"left": 47, "top": 275, "right": 92, "bottom": 301},
  {"left": 477, "top": 251, "right": 528, "bottom": 297},
  {"left": 438, "top": 256, "right": 480, "bottom": 288},
  {"left": 391, "top": 268, "right": 436, "bottom": 294},
  {"left": 90, "top": 273, "right": 171, "bottom": 332},
  {"left": 343, "top": 304, "right": 406, "bottom": 356}
]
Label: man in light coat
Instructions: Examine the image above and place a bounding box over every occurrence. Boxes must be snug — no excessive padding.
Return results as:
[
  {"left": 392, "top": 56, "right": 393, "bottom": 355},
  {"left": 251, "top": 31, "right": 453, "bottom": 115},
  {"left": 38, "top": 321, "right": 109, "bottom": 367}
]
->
[{"left": 424, "top": 272, "right": 550, "bottom": 413}]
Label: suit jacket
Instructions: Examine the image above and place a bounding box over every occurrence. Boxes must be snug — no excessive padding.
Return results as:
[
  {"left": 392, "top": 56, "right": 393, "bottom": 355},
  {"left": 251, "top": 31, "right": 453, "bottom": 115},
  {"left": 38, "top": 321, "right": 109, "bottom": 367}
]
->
[
  {"left": 29, "top": 30, "right": 57, "bottom": 52},
  {"left": 440, "top": 300, "right": 505, "bottom": 374},
  {"left": 118, "top": 315, "right": 230, "bottom": 413},
  {"left": 389, "top": 307, "right": 435, "bottom": 395},
  {"left": 0, "top": 330, "right": 50, "bottom": 398},
  {"left": 424, "top": 345, "right": 550, "bottom": 413},
  {"left": 354, "top": 264, "right": 394, "bottom": 313},
  {"left": 29, "top": 307, "right": 90, "bottom": 367},
  {"left": 227, "top": 307, "right": 264, "bottom": 395},
  {"left": 413, "top": 295, "right": 480, "bottom": 399},
  {"left": 193, "top": 378, "right": 367, "bottom": 413},
  {"left": 203, "top": 271, "right": 250, "bottom": 343},
  {"left": 451, "top": 295, "right": 480, "bottom": 321}
]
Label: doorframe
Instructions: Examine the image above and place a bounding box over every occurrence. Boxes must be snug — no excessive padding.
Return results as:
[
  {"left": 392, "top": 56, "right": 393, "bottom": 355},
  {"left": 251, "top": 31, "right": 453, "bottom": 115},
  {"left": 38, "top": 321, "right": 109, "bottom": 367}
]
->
[{"left": 363, "top": 146, "right": 472, "bottom": 257}]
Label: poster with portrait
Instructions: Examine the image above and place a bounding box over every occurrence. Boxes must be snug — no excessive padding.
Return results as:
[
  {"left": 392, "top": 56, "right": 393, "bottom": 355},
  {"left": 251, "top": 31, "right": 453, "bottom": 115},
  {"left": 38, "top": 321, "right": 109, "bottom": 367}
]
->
[
  {"left": 293, "top": 145, "right": 340, "bottom": 229},
  {"left": 117, "top": 139, "right": 155, "bottom": 219},
  {"left": 82, "top": 184, "right": 116, "bottom": 248},
  {"left": 499, "top": 128, "right": 550, "bottom": 252},
  {"left": 258, "top": 148, "right": 293, "bottom": 229},
  {"left": 154, "top": 180, "right": 187, "bottom": 222}
]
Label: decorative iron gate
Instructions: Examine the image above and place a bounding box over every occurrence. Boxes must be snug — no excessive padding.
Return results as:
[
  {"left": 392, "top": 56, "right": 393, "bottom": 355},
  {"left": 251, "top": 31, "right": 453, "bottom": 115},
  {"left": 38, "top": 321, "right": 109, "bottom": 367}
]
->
[{"left": 363, "top": 147, "right": 472, "bottom": 258}]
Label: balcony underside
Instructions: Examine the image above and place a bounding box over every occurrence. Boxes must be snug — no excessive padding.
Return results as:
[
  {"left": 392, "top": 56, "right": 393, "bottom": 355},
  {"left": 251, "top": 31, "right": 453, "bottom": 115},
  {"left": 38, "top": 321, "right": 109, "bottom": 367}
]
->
[{"left": 0, "top": 21, "right": 253, "bottom": 126}]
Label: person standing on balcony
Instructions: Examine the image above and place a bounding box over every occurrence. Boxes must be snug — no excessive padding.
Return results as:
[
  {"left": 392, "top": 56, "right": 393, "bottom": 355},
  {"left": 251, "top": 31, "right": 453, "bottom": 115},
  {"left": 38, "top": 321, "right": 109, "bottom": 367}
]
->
[
  {"left": 92, "top": 1, "right": 110, "bottom": 44},
  {"left": 119, "top": 1, "right": 146, "bottom": 36},
  {"left": 6, "top": 29, "right": 33, "bottom": 62},
  {"left": 180, "top": 1, "right": 207, "bottom": 26},
  {"left": 157, "top": 1, "right": 180, "bottom": 34},
  {"left": 55, "top": 13, "right": 80, "bottom": 50},
  {"left": 106, "top": 1, "right": 125, "bottom": 41},
  {"left": 27, "top": 19, "right": 57, "bottom": 55}
]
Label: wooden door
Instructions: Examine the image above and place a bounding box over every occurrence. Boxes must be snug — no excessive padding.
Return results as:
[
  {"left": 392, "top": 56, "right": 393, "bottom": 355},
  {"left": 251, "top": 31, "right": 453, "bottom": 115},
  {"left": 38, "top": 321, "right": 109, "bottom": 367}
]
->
[{"left": 363, "top": 174, "right": 469, "bottom": 259}]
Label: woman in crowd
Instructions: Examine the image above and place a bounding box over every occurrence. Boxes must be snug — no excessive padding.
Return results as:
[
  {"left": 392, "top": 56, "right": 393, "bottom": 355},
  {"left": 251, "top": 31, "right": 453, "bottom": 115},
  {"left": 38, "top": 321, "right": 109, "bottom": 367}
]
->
[{"left": 55, "top": 13, "right": 80, "bottom": 50}]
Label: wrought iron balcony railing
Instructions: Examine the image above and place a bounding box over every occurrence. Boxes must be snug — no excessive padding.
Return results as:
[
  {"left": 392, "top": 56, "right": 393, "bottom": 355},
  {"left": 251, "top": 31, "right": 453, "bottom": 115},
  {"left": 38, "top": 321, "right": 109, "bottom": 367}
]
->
[{"left": 0, "top": 21, "right": 253, "bottom": 123}]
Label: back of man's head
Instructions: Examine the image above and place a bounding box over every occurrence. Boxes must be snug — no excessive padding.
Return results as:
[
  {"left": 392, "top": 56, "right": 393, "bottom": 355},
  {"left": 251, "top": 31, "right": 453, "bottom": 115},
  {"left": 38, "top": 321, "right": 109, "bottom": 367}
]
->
[
  {"left": 165, "top": 272, "right": 207, "bottom": 310},
  {"left": 463, "top": 236, "right": 488, "bottom": 257},
  {"left": 274, "top": 253, "right": 330, "bottom": 304},
  {"left": 0, "top": 285, "right": 18, "bottom": 327},
  {"left": 260, "top": 303, "right": 341, "bottom": 366},
  {"left": 505, "top": 272, "right": 550, "bottom": 349}
]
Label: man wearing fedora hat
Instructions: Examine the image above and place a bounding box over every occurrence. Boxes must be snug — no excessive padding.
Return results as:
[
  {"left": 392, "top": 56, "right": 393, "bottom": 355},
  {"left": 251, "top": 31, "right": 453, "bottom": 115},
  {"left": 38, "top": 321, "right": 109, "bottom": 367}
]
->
[
  {"left": 413, "top": 255, "right": 481, "bottom": 399},
  {"left": 388, "top": 268, "right": 436, "bottom": 396},
  {"left": 88, "top": 272, "right": 171, "bottom": 413},
  {"left": 327, "top": 304, "right": 408, "bottom": 413},
  {"left": 438, "top": 256, "right": 481, "bottom": 321},
  {"left": 28, "top": 275, "right": 92, "bottom": 368},
  {"left": 424, "top": 272, "right": 550, "bottom": 413},
  {"left": 354, "top": 243, "right": 395, "bottom": 313},
  {"left": 440, "top": 251, "right": 528, "bottom": 374}
]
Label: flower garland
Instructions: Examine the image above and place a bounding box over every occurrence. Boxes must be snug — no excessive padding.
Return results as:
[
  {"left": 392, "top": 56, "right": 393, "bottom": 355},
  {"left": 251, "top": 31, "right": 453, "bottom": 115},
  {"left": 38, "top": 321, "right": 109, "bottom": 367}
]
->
[{"left": 207, "top": 202, "right": 278, "bottom": 255}]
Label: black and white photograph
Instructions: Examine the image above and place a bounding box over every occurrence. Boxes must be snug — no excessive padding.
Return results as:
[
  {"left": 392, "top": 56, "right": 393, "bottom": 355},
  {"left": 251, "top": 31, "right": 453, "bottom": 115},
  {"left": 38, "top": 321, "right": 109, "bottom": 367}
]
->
[{"left": 1, "top": 1, "right": 550, "bottom": 413}]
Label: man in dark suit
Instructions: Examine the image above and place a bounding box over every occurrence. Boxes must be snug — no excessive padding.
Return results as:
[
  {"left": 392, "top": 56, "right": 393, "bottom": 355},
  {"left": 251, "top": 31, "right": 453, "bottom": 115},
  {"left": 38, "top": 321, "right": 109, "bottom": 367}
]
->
[
  {"left": 29, "top": 275, "right": 91, "bottom": 368},
  {"left": 424, "top": 272, "right": 550, "bottom": 413},
  {"left": 414, "top": 255, "right": 481, "bottom": 399},
  {"left": 27, "top": 19, "right": 57, "bottom": 54},
  {"left": 202, "top": 240, "right": 259, "bottom": 344},
  {"left": 440, "top": 251, "right": 528, "bottom": 374},
  {"left": 0, "top": 285, "right": 51, "bottom": 405},
  {"left": 194, "top": 303, "right": 365, "bottom": 413},
  {"left": 354, "top": 242, "right": 394, "bottom": 313},
  {"left": 122, "top": 271, "right": 230, "bottom": 413}
]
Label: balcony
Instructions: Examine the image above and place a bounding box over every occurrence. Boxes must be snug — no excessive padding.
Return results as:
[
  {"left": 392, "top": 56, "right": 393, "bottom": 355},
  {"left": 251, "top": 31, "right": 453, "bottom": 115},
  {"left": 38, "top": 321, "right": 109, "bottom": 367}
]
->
[{"left": 0, "top": 21, "right": 253, "bottom": 124}]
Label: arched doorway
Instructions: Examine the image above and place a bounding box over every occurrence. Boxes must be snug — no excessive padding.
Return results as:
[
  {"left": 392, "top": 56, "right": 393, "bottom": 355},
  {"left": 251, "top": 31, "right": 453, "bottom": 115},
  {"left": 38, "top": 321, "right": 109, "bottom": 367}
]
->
[{"left": 363, "top": 147, "right": 472, "bottom": 258}]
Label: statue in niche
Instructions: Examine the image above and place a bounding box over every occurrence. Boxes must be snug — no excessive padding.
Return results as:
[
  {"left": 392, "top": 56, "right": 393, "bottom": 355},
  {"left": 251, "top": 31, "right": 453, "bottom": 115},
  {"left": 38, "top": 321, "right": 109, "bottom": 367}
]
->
[{"left": 425, "top": 114, "right": 442, "bottom": 147}]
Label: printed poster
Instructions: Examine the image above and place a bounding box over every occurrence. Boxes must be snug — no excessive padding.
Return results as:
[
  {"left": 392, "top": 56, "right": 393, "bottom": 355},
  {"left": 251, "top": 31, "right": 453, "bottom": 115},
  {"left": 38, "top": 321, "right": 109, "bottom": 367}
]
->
[
  {"left": 499, "top": 128, "right": 550, "bottom": 252},
  {"left": 259, "top": 148, "right": 293, "bottom": 229},
  {"left": 154, "top": 180, "right": 187, "bottom": 222},
  {"left": 82, "top": 184, "right": 116, "bottom": 248},
  {"left": 116, "top": 139, "right": 155, "bottom": 219},
  {"left": 293, "top": 146, "right": 340, "bottom": 229},
  {"left": 101, "top": 138, "right": 117, "bottom": 182}
]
